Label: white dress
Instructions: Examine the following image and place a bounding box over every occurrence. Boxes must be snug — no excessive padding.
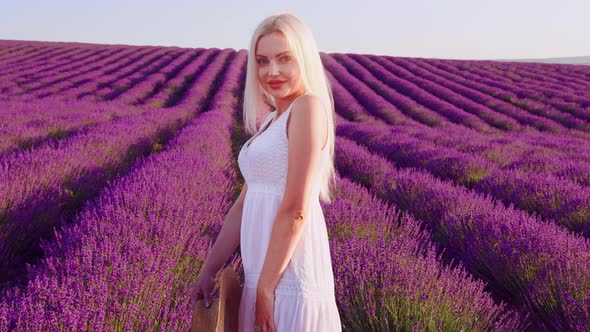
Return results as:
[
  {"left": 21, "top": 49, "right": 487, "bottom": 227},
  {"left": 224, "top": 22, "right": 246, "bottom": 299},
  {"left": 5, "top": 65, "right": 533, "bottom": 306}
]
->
[{"left": 237, "top": 92, "right": 342, "bottom": 331}]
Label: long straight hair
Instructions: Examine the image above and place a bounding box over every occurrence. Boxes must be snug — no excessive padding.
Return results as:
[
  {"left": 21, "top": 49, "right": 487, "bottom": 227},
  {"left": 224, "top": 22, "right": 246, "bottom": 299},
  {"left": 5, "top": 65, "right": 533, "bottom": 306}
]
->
[{"left": 243, "top": 12, "right": 337, "bottom": 204}]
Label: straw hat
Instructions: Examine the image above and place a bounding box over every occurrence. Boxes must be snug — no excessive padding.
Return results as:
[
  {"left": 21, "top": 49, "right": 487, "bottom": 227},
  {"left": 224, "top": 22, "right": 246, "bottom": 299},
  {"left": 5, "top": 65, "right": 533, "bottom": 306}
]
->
[{"left": 191, "top": 267, "right": 243, "bottom": 332}]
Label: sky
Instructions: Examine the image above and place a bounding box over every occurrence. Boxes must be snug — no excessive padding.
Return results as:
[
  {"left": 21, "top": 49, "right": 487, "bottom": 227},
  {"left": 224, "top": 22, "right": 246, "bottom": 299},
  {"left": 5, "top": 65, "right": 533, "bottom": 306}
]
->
[{"left": 2, "top": 0, "right": 589, "bottom": 61}]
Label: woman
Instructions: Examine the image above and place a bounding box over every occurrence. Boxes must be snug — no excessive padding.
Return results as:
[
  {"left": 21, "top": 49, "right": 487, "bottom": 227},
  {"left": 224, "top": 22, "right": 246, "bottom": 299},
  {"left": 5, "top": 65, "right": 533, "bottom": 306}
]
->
[{"left": 191, "top": 12, "right": 341, "bottom": 332}]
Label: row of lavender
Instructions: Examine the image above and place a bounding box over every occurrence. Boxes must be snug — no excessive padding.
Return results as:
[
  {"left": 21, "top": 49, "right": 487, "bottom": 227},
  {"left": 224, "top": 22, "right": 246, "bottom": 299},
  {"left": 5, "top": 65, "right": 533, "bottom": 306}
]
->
[
  {"left": 326, "top": 55, "right": 590, "bottom": 223},
  {"left": 337, "top": 121, "right": 590, "bottom": 236},
  {"left": 4, "top": 42, "right": 585, "bottom": 260},
  {"left": 0, "top": 43, "right": 525, "bottom": 330},
  {"left": 2, "top": 40, "right": 589, "bottom": 143},
  {"left": 0, "top": 47, "right": 237, "bottom": 289},
  {"left": 0, "top": 48, "right": 229, "bottom": 161},
  {"left": 1, "top": 46, "right": 236, "bottom": 122},
  {"left": 426, "top": 57, "right": 590, "bottom": 134},
  {"left": 0, "top": 112, "right": 524, "bottom": 331},
  {"left": 0, "top": 42, "right": 248, "bottom": 330},
  {"left": 323, "top": 60, "right": 590, "bottom": 236},
  {"left": 1, "top": 46, "right": 154, "bottom": 95},
  {"left": 431, "top": 58, "right": 590, "bottom": 115},
  {"left": 1, "top": 43, "right": 212, "bottom": 108},
  {"left": 335, "top": 135, "right": 590, "bottom": 331},
  {"left": 0, "top": 45, "right": 235, "bottom": 158},
  {"left": 323, "top": 53, "right": 590, "bottom": 140},
  {"left": 0, "top": 121, "right": 571, "bottom": 329},
  {"left": 326, "top": 175, "right": 524, "bottom": 331},
  {"left": 0, "top": 99, "right": 149, "bottom": 155},
  {"left": 328, "top": 61, "right": 590, "bottom": 329},
  {"left": 0, "top": 39, "right": 583, "bottom": 326},
  {"left": 0, "top": 101, "right": 241, "bottom": 331},
  {"left": 323, "top": 51, "right": 590, "bottom": 330},
  {"left": 0, "top": 46, "right": 222, "bottom": 160},
  {"left": 327, "top": 97, "right": 590, "bottom": 184}
]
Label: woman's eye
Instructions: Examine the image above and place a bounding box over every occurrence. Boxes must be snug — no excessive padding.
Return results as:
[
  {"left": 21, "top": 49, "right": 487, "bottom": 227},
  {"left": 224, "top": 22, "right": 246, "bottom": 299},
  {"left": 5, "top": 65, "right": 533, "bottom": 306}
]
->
[{"left": 256, "top": 56, "right": 289, "bottom": 65}]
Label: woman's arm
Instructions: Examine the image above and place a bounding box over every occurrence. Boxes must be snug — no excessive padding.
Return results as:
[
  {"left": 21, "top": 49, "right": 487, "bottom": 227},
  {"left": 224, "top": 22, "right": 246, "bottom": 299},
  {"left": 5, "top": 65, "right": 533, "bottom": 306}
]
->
[
  {"left": 257, "top": 94, "right": 327, "bottom": 292},
  {"left": 200, "top": 182, "right": 248, "bottom": 276}
]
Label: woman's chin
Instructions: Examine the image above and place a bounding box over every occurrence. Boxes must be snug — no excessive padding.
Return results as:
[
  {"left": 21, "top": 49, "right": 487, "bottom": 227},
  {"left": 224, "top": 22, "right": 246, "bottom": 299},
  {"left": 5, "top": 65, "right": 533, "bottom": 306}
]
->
[{"left": 268, "top": 88, "right": 288, "bottom": 97}]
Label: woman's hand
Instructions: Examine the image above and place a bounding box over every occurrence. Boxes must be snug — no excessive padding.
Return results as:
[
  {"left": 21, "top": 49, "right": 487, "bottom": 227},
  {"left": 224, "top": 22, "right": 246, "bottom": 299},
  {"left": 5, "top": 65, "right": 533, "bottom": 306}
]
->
[
  {"left": 255, "top": 286, "right": 276, "bottom": 332},
  {"left": 190, "top": 268, "right": 216, "bottom": 310}
]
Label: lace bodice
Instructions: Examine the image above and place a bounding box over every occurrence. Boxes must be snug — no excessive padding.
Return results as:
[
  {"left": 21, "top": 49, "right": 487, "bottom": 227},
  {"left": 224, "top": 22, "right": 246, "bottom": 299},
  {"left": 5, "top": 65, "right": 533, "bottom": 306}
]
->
[{"left": 237, "top": 92, "right": 328, "bottom": 197}]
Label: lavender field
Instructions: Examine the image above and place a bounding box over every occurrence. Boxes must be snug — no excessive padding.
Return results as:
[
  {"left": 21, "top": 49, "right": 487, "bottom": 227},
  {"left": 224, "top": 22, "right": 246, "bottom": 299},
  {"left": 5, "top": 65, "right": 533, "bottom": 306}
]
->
[{"left": 0, "top": 39, "right": 589, "bottom": 331}]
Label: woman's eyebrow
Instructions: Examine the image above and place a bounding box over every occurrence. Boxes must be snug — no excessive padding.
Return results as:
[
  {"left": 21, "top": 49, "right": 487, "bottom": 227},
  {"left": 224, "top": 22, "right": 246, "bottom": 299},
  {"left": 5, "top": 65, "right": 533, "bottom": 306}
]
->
[{"left": 255, "top": 51, "right": 291, "bottom": 58}]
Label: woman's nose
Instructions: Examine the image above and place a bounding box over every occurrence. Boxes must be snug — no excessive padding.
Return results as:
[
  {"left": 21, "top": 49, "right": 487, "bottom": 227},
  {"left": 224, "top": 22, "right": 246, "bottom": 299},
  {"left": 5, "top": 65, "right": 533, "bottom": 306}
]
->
[{"left": 269, "top": 61, "right": 280, "bottom": 75}]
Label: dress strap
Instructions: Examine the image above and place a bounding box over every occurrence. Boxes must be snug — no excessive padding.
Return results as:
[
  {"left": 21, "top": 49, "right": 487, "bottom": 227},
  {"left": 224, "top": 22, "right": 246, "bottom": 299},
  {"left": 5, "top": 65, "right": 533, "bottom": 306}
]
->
[
  {"left": 282, "top": 91, "right": 329, "bottom": 151},
  {"left": 288, "top": 91, "right": 310, "bottom": 110},
  {"left": 244, "top": 112, "right": 274, "bottom": 148},
  {"left": 277, "top": 91, "right": 310, "bottom": 120},
  {"left": 260, "top": 111, "right": 275, "bottom": 130}
]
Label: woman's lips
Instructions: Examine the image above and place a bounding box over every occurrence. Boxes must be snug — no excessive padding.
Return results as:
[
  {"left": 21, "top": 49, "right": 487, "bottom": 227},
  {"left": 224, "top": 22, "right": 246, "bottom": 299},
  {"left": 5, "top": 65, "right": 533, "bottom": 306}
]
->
[{"left": 269, "top": 81, "right": 284, "bottom": 89}]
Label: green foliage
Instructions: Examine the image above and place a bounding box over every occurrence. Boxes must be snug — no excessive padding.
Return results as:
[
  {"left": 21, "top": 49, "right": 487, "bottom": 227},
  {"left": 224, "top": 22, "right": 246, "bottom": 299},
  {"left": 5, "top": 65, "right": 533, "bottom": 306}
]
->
[{"left": 48, "top": 127, "right": 69, "bottom": 139}]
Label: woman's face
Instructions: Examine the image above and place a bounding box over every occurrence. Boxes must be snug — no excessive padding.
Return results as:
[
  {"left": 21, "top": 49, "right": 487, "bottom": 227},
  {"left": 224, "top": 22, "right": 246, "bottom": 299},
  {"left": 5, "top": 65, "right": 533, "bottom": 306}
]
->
[{"left": 255, "top": 31, "right": 305, "bottom": 100}]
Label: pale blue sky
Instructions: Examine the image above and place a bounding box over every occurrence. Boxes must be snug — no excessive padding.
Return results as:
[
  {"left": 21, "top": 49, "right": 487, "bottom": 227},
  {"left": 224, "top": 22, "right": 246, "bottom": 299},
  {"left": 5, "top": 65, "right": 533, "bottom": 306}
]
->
[{"left": 2, "top": 0, "right": 589, "bottom": 60}]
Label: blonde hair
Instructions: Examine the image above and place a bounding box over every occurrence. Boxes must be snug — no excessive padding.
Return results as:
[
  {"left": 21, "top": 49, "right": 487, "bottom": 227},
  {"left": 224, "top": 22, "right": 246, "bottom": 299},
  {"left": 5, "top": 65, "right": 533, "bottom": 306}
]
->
[{"left": 243, "top": 12, "right": 337, "bottom": 204}]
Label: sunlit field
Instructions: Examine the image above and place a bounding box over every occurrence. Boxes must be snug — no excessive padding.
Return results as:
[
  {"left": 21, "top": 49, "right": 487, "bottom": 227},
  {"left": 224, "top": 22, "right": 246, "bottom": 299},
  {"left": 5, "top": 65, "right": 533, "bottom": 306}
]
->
[{"left": 1, "top": 39, "right": 589, "bottom": 331}]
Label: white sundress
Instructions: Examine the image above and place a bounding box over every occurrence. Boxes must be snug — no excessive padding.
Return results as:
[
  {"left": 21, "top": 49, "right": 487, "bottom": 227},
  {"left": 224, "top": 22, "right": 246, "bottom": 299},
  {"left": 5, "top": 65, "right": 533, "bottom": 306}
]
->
[{"left": 237, "top": 91, "right": 342, "bottom": 331}]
